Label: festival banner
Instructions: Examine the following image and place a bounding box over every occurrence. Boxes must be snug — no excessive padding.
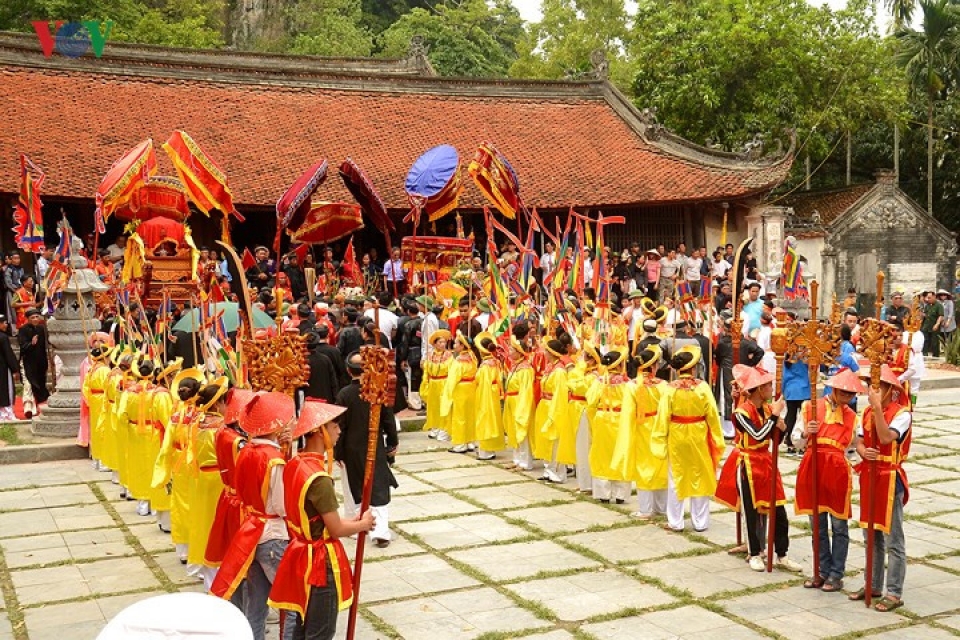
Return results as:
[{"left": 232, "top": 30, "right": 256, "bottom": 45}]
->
[{"left": 14, "top": 155, "right": 45, "bottom": 252}]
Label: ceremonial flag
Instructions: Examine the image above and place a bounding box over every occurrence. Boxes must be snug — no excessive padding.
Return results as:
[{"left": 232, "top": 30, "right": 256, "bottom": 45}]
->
[
  {"left": 566, "top": 218, "right": 584, "bottom": 293},
  {"left": 162, "top": 131, "right": 244, "bottom": 221},
  {"left": 519, "top": 211, "right": 540, "bottom": 294},
  {"left": 781, "top": 238, "right": 806, "bottom": 300},
  {"left": 14, "top": 155, "right": 45, "bottom": 253},
  {"left": 241, "top": 247, "right": 257, "bottom": 271},
  {"left": 341, "top": 238, "right": 359, "bottom": 285},
  {"left": 293, "top": 243, "right": 310, "bottom": 264}
]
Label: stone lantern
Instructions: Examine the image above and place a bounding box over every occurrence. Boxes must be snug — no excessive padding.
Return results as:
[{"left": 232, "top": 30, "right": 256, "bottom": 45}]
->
[{"left": 32, "top": 252, "right": 108, "bottom": 438}]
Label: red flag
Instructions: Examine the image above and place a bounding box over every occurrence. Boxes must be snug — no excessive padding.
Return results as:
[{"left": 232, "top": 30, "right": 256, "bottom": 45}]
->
[
  {"left": 14, "top": 155, "right": 45, "bottom": 253},
  {"left": 293, "top": 243, "right": 310, "bottom": 264},
  {"left": 341, "top": 238, "right": 360, "bottom": 285},
  {"left": 162, "top": 131, "right": 243, "bottom": 221},
  {"left": 241, "top": 248, "right": 256, "bottom": 271},
  {"left": 209, "top": 275, "right": 226, "bottom": 303}
]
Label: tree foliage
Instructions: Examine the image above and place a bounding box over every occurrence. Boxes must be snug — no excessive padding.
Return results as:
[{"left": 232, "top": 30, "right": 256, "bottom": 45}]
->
[
  {"left": 286, "top": 0, "right": 373, "bottom": 57},
  {"left": 379, "top": 0, "right": 523, "bottom": 76}
]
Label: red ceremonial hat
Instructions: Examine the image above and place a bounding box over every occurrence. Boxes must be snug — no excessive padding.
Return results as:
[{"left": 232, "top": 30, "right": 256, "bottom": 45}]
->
[
  {"left": 734, "top": 365, "right": 774, "bottom": 391},
  {"left": 826, "top": 368, "right": 866, "bottom": 395},
  {"left": 224, "top": 388, "right": 255, "bottom": 425},
  {"left": 860, "top": 364, "right": 904, "bottom": 392},
  {"left": 240, "top": 391, "right": 295, "bottom": 438},
  {"left": 293, "top": 400, "right": 347, "bottom": 440}
]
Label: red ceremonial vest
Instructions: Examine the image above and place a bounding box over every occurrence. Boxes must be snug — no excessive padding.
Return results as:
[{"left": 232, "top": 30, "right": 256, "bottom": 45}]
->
[
  {"left": 858, "top": 402, "right": 911, "bottom": 533},
  {"left": 204, "top": 426, "right": 246, "bottom": 566}
]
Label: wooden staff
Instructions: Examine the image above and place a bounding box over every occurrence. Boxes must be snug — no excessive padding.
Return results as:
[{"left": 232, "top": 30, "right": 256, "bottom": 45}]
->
[
  {"left": 861, "top": 271, "right": 889, "bottom": 609},
  {"left": 346, "top": 317, "right": 390, "bottom": 639},
  {"left": 729, "top": 238, "right": 752, "bottom": 547},
  {"left": 768, "top": 312, "right": 792, "bottom": 572},
  {"left": 789, "top": 280, "right": 839, "bottom": 581}
]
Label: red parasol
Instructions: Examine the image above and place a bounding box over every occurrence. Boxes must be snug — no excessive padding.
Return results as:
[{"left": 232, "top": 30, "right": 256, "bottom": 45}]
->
[
  {"left": 288, "top": 202, "right": 362, "bottom": 245},
  {"left": 277, "top": 160, "right": 328, "bottom": 234},
  {"left": 339, "top": 158, "right": 394, "bottom": 239},
  {"left": 136, "top": 216, "right": 186, "bottom": 250},
  {"left": 115, "top": 176, "right": 190, "bottom": 222},
  {"left": 468, "top": 143, "right": 521, "bottom": 219},
  {"left": 95, "top": 139, "right": 158, "bottom": 233},
  {"left": 162, "top": 131, "right": 244, "bottom": 222}
]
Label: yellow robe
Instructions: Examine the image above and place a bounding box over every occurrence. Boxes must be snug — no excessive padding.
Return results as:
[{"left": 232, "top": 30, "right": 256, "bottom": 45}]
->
[
  {"left": 533, "top": 363, "right": 571, "bottom": 462},
  {"left": 613, "top": 376, "right": 668, "bottom": 490},
  {"left": 587, "top": 375, "right": 632, "bottom": 482},
  {"left": 651, "top": 376, "right": 724, "bottom": 500},
  {"left": 474, "top": 358, "right": 505, "bottom": 452},
  {"left": 190, "top": 413, "right": 226, "bottom": 566},
  {"left": 98, "top": 368, "right": 126, "bottom": 473},
  {"left": 420, "top": 351, "right": 452, "bottom": 432},
  {"left": 153, "top": 402, "right": 199, "bottom": 546},
  {"left": 119, "top": 380, "right": 154, "bottom": 501},
  {"left": 503, "top": 361, "right": 534, "bottom": 449},
  {"left": 82, "top": 362, "right": 110, "bottom": 463},
  {"left": 440, "top": 354, "right": 478, "bottom": 445},
  {"left": 567, "top": 362, "right": 595, "bottom": 438},
  {"left": 147, "top": 387, "right": 174, "bottom": 511}
]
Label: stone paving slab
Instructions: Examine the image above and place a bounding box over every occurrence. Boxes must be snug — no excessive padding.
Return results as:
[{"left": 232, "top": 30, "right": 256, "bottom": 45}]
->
[
  {"left": 397, "top": 513, "right": 530, "bottom": 549},
  {"left": 414, "top": 464, "right": 527, "bottom": 490},
  {"left": 863, "top": 626, "right": 958, "bottom": 640},
  {"left": 393, "top": 451, "right": 483, "bottom": 473},
  {"left": 458, "top": 482, "right": 575, "bottom": 510},
  {"left": 389, "top": 492, "right": 481, "bottom": 522},
  {"left": 447, "top": 539, "right": 601, "bottom": 582},
  {"left": 504, "top": 568, "right": 676, "bottom": 621},
  {"left": 391, "top": 472, "right": 435, "bottom": 495},
  {"left": 507, "top": 500, "right": 628, "bottom": 534},
  {"left": 357, "top": 554, "right": 480, "bottom": 603},
  {"left": 581, "top": 604, "right": 766, "bottom": 640},
  {"left": 368, "top": 586, "right": 544, "bottom": 640},
  {"left": 562, "top": 525, "right": 710, "bottom": 564},
  {"left": 0, "top": 613, "right": 11, "bottom": 640}
]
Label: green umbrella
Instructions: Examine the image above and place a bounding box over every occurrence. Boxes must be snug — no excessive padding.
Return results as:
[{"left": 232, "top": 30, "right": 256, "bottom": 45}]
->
[{"left": 172, "top": 302, "right": 275, "bottom": 333}]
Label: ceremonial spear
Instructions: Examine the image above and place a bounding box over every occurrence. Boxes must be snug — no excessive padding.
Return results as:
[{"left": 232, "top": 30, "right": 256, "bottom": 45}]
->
[
  {"left": 785, "top": 280, "right": 839, "bottom": 578},
  {"left": 346, "top": 306, "right": 390, "bottom": 639},
  {"left": 860, "top": 272, "right": 896, "bottom": 609},
  {"left": 729, "top": 238, "right": 753, "bottom": 547},
  {"left": 768, "top": 310, "right": 793, "bottom": 572}
]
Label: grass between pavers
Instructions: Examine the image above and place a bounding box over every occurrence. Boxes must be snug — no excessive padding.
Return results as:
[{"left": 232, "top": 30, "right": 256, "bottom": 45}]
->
[
  {"left": 0, "top": 545, "right": 27, "bottom": 640},
  {"left": 0, "top": 498, "right": 92, "bottom": 515},
  {"left": 0, "top": 424, "right": 23, "bottom": 446},
  {"left": 88, "top": 482, "right": 179, "bottom": 593}
]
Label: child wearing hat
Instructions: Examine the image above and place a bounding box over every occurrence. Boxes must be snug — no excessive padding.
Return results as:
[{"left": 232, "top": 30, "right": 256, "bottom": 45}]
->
[
  {"left": 268, "top": 400, "right": 374, "bottom": 640},
  {"left": 793, "top": 368, "right": 865, "bottom": 592}
]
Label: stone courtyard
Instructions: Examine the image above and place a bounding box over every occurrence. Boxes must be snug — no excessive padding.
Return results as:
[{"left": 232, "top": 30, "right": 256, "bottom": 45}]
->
[{"left": 3, "top": 390, "right": 960, "bottom": 638}]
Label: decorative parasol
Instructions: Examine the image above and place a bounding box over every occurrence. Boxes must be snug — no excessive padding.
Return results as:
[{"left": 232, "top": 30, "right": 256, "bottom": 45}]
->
[
  {"left": 136, "top": 216, "right": 186, "bottom": 250},
  {"left": 468, "top": 142, "right": 521, "bottom": 219},
  {"left": 276, "top": 160, "right": 328, "bottom": 237},
  {"left": 339, "top": 158, "right": 394, "bottom": 239},
  {"left": 162, "top": 131, "right": 244, "bottom": 223},
  {"left": 95, "top": 139, "right": 158, "bottom": 233},
  {"left": 173, "top": 302, "right": 276, "bottom": 333},
  {"left": 288, "top": 202, "right": 363, "bottom": 245},
  {"left": 115, "top": 176, "right": 190, "bottom": 222},
  {"left": 404, "top": 144, "right": 463, "bottom": 224}
]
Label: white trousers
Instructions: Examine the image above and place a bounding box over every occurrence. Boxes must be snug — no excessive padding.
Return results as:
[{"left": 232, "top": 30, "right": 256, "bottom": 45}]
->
[
  {"left": 722, "top": 419, "right": 735, "bottom": 439},
  {"left": 546, "top": 441, "right": 566, "bottom": 482},
  {"left": 340, "top": 465, "right": 392, "bottom": 542},
  {"left": 593, "top": 478, "right": 632, "bottom": 501},
  {"left": 637, "top": 489, "right": 668, "bottom": 516},
  {"left": 665, "top": 466, "right": 711, "bottom": 531},
  {"left": 513, "top": 438, "right": 533, "bottom": 469},
  {"left": 575, "top": 412, "right": 592, "bottom": 491}
]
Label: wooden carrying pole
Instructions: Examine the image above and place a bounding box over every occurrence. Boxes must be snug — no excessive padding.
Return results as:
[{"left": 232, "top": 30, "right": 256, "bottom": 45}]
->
[
  {"left": 862, "top": 271, "right": 888, "bottom": 609},
  {"left": 729, "top": 237, "right": 752, "bottom": 548},
  {"left": 768, "top": 312, "right": 792, "bottom": 572},
  {"left": 346, "top": 307, "right": 390, "bottom": 639}
]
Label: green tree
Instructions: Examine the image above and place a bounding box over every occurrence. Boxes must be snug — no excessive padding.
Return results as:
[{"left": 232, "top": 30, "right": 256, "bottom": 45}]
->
[
  {"left": 359, "top": 0, "right": 431, "bottom": 39},
  {"left": 895, "top": 0, "right": 960, "bottom": 214},
  {"left": 510, "top": 0, "right": 631, "bottom": 86},
  {"left": 379, "top": 0, "right": 523, "bottom": 76},
  {"left": 287, "top": 0, "right": 373, "bottom": 56}
]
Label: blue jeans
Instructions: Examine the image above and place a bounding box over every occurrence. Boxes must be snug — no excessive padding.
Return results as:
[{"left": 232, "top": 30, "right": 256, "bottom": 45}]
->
[
  {"left": 245, "top": 538, "right": 295, "bottom": 640},
  {"left": 811, "top": 513, "right": 848, "bottom": 580},
  {"left": 293, "top": 562, "right": 339, "bottom": 640},
  {"left": 863, "top": 485, "right": 906, "bottom": 598}
]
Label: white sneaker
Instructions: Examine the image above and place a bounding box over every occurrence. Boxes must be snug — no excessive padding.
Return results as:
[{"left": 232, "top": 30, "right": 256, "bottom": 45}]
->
[
  {"left": 477, "top": 452, "right": 495, "bottom": 461},
  {"left": 749, "top": 556, "right": 766, "bottom": 572},
  {"left": 776, "top": 556, "right": 803, "bottom": 573},
  {"left": 436, "top": 430, "right": 451, "bottom": 442},
  {"left": 136, "top": 500, "right": 151, "bottom": 516},
  {"left": 448, "top": 444, "right": 468, "bottom": 454},
  {"left": 543, "top": 469, "right": 565, "bottom": 484},
  {"left": 467, "top": 443, "right": 477, "bottom": 452},
  {"left": 427, "top": 429, "right": 438, "bottom": 439}
]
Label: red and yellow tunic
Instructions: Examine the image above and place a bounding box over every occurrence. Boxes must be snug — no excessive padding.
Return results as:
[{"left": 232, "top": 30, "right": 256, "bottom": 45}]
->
[
  {"left": 153, "top": 402, "right": 200, "bottom": 546},
  {"left": 210, "top": 442, "right": 286, "bottom": 599},
  {"left": 857, "top": 402, "right": 912, "bottom": 534},
  {"left": 795, "top": 397, "right": 857, "bottom": 519},
  {"left": 204, "top": 425, "right": 246, "bottom": 566},
  {"left": 714, "top": 400, "right": 785, "bottom": 513},
  {"left": 82, "top": 360, "right": 111, "bottom": 464},
  {"left": 613, "top": 375, "right": 667, "bottom": 490},
  {"left": 190, "top": 413, "right": 226, "bottom": 567},
  {"left": 587, "top": 373, "right": 631, "bottom": 480},
  {"left": 440, "top": 353, "right": 478, "bottom": 446},
  {"left": 268, "top": 453, "right": 353, "bottom": 616}
]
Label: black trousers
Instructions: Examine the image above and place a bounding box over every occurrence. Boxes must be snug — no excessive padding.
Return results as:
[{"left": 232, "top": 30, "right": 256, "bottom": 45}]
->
[
  {"left": 784, "top": 400, "right": 803, "bottom": 446},
  {"left": 294, "top": 564, "right": 339, "bottom": 640},
  {"left": 740, "top": 465, "right": 789, "bottom": 558}
]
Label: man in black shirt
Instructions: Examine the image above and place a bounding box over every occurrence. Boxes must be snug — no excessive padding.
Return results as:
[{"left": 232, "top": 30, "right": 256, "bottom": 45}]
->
[
  {"left": 336, "top": 309, "right": 363, "bottom": 359},
  {"left": 314, "top": 324, "right": 348, "bottom": 388}
]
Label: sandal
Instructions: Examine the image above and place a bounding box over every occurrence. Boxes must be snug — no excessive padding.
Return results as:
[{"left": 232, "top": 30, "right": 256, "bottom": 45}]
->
[
  {"left": 874, "top": 596, "right": 903, "bottom": 612},
  {"left": 727, "top": 543, "right": 748, "bottom": 555},
  {"left": 821, "top": 577, "right": 844, "bottom": 592},
  {"left": 803, "top": 576, "right": 826, "bottom": 589},
  {"left": 848, "top": 587, "right": 882, "bottom": 601}
]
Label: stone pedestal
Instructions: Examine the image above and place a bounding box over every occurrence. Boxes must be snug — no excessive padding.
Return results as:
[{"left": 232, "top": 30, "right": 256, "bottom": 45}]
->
[
  {"left": 32, "top": 261, "right": 106, "bottom": 438},
  {"left": 744, "top": 205, "right": 788, "bottom": 276}
]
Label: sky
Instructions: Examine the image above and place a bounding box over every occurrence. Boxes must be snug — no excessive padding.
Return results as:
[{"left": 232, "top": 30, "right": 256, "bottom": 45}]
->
[{"left": 508, "top": 0, "right": 893, "bottom": 31}]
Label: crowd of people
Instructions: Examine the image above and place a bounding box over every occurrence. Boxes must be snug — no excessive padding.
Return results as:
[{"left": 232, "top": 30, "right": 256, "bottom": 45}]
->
[{"left": 0, "top": 229, "right": 938, "bottom": 636}]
